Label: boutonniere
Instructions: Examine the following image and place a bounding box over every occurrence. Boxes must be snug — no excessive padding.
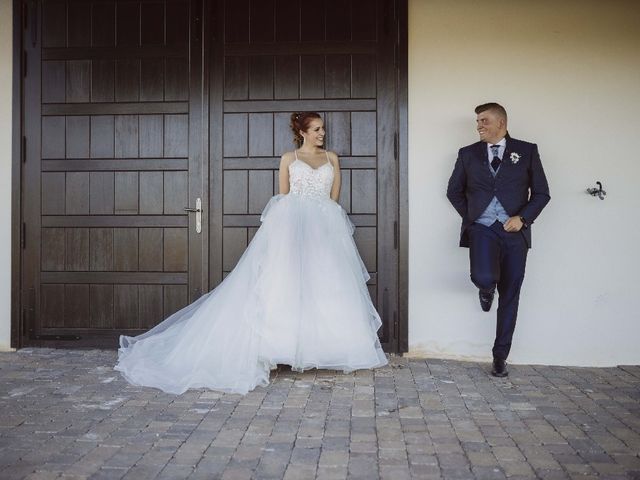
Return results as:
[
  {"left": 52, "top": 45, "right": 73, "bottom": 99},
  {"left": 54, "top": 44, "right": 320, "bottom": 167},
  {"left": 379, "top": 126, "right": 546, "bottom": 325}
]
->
[{"left": 510, "top": 152, "right": 521, "bottom": 164}]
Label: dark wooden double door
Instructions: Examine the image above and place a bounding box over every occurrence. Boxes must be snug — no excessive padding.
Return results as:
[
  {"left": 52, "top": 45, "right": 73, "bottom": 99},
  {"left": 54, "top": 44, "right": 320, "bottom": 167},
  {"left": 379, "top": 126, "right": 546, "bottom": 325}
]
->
[{"left": 19, "top": 0, "right": 404, "bottom": 352}]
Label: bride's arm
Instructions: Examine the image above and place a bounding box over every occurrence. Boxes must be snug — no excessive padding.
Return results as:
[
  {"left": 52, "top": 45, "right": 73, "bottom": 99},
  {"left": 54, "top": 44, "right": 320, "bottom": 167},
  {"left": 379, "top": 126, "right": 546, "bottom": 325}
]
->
[
  {"left": 329, "top": 152, "right": 341, "bottom": 202},
  {"left": 278, "top": 153, "right": 293, "bottom": 194}
]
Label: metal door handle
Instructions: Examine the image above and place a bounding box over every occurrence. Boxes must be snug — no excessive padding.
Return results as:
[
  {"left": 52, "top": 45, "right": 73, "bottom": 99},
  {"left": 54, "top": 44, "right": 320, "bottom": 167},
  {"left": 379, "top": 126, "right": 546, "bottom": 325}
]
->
[{"left": 184, "top": 197, "right": 202, "bottom": 233}]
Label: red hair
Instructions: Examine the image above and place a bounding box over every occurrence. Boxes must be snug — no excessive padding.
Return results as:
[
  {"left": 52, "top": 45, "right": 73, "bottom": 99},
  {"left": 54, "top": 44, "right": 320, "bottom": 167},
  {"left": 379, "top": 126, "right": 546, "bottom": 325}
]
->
[{"left": 290, "top": 112, "right": 322, "bottom": 147}]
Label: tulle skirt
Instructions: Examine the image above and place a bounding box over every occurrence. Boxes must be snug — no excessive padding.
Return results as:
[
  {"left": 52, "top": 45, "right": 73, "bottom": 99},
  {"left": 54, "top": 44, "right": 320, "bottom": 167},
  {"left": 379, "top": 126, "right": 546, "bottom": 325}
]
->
[{"left": 114, "top": 194, "right": 387, "bottom": 394}]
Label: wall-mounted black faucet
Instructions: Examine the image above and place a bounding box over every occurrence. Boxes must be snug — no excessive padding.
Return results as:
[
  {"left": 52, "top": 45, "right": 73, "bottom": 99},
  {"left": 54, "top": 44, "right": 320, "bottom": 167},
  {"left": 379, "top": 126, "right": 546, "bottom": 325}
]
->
[{"left": 586, "top": 181, "right": 606, "bottom": 200}]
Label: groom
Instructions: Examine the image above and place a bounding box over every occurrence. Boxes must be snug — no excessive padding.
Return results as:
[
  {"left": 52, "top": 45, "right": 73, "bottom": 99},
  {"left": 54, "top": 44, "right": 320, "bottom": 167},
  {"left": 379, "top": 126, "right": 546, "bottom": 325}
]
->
[{"left": 447, "top": 103, "right": 550, "bottom": 377}]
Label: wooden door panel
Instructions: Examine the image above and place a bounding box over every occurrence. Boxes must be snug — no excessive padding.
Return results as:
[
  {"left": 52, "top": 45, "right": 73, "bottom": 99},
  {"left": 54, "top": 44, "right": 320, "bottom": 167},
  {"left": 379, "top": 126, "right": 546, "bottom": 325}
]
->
[
  {"left": 90, "top": 284, "right": 115, "bottom": 329},
  {"left": 249, "top": 171, "right": 274, "bottom": 214},
  {"left": 222, "top": 229, "right": 248, "bottom": 273},
  {"left": 22, "top": 0, "right": 205, "bottom": 347},
  {"left": 352, "top": 55, "right": 377, "bottom": 97},
  {"left": 20, "top": 0, "right": 403, "bottom": 351},
  {"left": 300, "top": 3, "right": 324, "bottom": 41},
  {"left": 91, "top": 61, "right": 116, "bottom": 102},
  {"left": 141, "top": 3, "right": 165, "bottom": 45},
  {"left": 140, "top": 60, "right": 164, "bottom": 101},
  {"left": 66, "top": 229, "right": 90, "bottom": 271},
  {"left": 249, "top": 57, "right": 274, "bottom": 99},
  {"left": 274, "top": 112, "right": 294, "bottom": 156},
  {"left": 212, "top": 0, "right": 400, "bottom": 351},
  {"left": 113, "top": 229, "right": 139, "bottom": 271},
  {"left": 164, "top": 171, "right": 189, "bottom": 214},
  {"left": 41, "top": 285, "right": 64, "bottom": 327},
  {"left": 139, "top": 229, "right": 164, "bottom": 271},
  {"left": 250, "top": 0, "right": 274, "bottom": 42},
  {"left": 115, "top": 285, "right": 138, "bottom": 328},
  {"left": 139, "top": 172, "right": 164, "bottom": 214},
  {"left": 274, "top": 56, "right": 299, "bottom": 99},
  {"left": 66, "top": 117, "right": 90, "bottom": 158},
  {"left": 139, "top": 116, "right": 164, "bottom": 157},
  {"left": 67, "top": 3, "right": 91, "bottom": 47},
  {"left": 90, "top": 117, "right": 116, "bottom": 158},
  {"left": 41, "top": 117, "right": 65, "bottom": 158},
  {"left": 41, "top": 228, "right": 65, "bottom": 271},
  {"left": 352, "top": 170, "right": 377, "bottom": 214},
  {"left": 249, "top": 114, "right": 273, "bottom": 157},
  {"left": 326, "top": 55, "right": 351, "bottom": 98},
  {"left": 114, "top": 116, "right": 139, "bottom": 157},
  {"left": 42, "top": 61, "right": 66, "bottom": 102},
  {"left": 274, "top": 2, "right": 298, "bottom": 41},
  {"left": 166, "top": 59, "right": 190, "bottom": 101},
  {"left": 223, "top": 114, "right": 248, "bottom": 156},
  {"left": 41, "top": 173, "right": 65, "bottom": 214},
  {"left": 224, "top": 57, "right": 249, "bottom": 99},
  {"left": 66, "top": 60, "right": 91, "bottom": 102},
  {"left": 300, "top": 57, "right": 325, "bottom": 99},
  {"left": 139, "top": 285, "right": 163, "bottom": 328},
  {"left": 92, "top": 4, "right": 116, "bottom": 47},
  {"left": 325, "top": 112, "right": 350, "bottom": 155},
  {"left": 114, "top": 172, "right": 139, "bottom": 214},
  {"left": 65, "top": 284, "right": 90, "bottom": 328},
  {"left": 42, "top": 1, "right": 66, "bottom": 47},
  {"left": 89, "top": 229, "right": 113, "bottom": 271},
  {"left": 163, "top": 285, "right": 188, "bottom": 318}
]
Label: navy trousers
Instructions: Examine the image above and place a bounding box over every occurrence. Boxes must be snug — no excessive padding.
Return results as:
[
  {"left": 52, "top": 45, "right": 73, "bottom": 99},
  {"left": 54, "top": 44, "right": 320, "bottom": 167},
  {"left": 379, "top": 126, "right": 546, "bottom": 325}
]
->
[{"left": 468, "top": 221, "right": 528, "bottom": 360}]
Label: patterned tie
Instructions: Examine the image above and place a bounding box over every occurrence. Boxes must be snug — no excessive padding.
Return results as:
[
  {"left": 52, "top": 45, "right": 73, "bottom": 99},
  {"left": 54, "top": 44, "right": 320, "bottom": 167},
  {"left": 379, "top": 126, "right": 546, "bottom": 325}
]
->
[{"left": 490, "top": 145, "right": 501, "bottom": 171}]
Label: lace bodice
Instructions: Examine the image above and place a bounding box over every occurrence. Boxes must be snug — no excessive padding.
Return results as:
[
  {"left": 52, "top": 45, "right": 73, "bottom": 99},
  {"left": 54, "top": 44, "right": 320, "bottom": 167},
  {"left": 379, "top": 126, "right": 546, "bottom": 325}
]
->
[{"left": 288, "top": 151, "right": 334, "bottom": 198}]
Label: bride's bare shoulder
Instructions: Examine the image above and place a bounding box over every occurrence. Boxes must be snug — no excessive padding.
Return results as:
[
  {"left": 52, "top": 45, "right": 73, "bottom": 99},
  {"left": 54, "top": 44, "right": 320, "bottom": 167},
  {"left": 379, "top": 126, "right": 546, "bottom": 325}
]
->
[
  {"left": 325, "top": 150, "right": 340, "bottom": 166},
  {"left": 280, "top": 151, "right": 296, "bottom": 167}
]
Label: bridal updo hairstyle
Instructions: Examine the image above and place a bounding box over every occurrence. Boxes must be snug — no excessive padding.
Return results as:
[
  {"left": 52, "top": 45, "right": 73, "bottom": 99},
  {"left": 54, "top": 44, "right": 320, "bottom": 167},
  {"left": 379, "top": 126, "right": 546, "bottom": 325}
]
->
[{"left": 290, "top": 112, "right": 322, "bottom": 147}]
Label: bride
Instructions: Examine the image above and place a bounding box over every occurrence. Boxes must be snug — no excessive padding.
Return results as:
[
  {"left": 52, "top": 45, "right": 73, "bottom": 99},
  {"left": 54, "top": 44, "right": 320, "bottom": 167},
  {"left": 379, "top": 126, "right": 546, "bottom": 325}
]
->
[{"left": 115, "top": 112, "right": 388, "bottom": 394}]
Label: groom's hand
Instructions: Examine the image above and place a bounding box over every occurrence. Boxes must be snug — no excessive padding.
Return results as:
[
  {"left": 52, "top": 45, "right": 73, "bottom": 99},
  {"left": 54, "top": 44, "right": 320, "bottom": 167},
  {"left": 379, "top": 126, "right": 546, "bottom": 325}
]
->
[{"left": 504, "top": 216, "right": 524, "bottom": 232}]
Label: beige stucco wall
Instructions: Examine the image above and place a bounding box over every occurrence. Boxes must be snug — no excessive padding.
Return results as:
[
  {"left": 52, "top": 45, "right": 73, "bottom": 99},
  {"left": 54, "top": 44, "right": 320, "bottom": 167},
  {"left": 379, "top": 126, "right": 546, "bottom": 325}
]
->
[
  {"left": 0, "top": 0, "right": 12, "bottom": 350},
  {"left": 408, "top": 0, "right": 640, "bottom": 365}
]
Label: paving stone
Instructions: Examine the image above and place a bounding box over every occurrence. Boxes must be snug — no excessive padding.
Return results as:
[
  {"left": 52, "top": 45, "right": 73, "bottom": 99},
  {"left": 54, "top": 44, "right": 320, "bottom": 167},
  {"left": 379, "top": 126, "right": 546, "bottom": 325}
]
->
[
  {"left": 318, "top": 450, "right": 349, "bottom": 467},
  {"left": 220, "top": 466, "right": 253, "bottom": 479},
  {"left": 471, "top": 465, "right": 506, "bottom": 479},
  {"left": 440, "top": 466, "right": 476, "bottom": 479},
  {"left": 467, "top": 451, "right": 499, "bottom": 467},
  {"left": 289, "top": 446, "right": 320, "bottom": 465},
  {"left": 499, "top": 460, "right": 536, "bottom": 477},
  {"left": 379, "top": 464, "right": 412, "bottom": 479},
  {"left": 1, "top": 350, "right": 639, "bottom": 479},
  {"left": 534, "top": 468, "right": 570, "bottom": 479},
  {"left": 120, "top": 463, "right": 165, "bottom": 480},
  {"left": 23, "top": 472, "right": 61, "bottom": 480},
  {"left": 156, "top": 463, "right": 194, "bottom": 479},
  {"left": 492, "top": 446, "right": 526, "bottom": 462},
  {"left": 191, "top": 455, "right": 228, "bottom": 477},
  {"left": 315, "top": 465, "right": 347, "bottom": 480},
  {"left": 283, "top": 464, "right": 317, "bottom": 480}
]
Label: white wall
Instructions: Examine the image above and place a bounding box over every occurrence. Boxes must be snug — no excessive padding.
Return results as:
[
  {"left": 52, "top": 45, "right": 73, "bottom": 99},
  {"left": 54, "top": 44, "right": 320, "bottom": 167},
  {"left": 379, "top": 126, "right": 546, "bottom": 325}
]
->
[
  {"left": 408, "top": 0, "right": 640, "bottom": 366},
  {"left": 0, "top": 0, "right": 13, "bottom": 351}
]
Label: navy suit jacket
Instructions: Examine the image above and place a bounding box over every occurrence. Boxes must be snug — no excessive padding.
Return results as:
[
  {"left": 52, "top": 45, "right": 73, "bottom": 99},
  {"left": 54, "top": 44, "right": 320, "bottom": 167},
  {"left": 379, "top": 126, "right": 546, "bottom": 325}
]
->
[{"left": 446, "top": 135, "right": 550, "bottom": 248}]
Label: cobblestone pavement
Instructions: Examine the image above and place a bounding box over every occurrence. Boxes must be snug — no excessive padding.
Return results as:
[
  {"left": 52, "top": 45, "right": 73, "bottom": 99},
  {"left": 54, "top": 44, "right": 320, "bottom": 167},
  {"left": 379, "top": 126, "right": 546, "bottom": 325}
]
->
[{"left": 0, "top": 350, "right": 639, "bottom": 480}]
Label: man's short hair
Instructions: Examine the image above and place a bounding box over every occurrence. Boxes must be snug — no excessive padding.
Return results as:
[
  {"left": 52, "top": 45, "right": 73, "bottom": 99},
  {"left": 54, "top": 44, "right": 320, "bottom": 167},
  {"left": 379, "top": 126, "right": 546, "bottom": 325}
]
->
[{"left": 475, "top": 102, "right": 507, "bottom": 122}]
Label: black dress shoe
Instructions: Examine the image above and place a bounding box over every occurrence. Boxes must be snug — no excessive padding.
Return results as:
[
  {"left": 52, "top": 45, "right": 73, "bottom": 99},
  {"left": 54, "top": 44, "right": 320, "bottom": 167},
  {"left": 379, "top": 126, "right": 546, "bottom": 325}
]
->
[
  {"left": 491, "top": 357, "right": 508, "bottom": 377},
  {"left": 479, "top": 289, "right": 495, "bottom": 312}
]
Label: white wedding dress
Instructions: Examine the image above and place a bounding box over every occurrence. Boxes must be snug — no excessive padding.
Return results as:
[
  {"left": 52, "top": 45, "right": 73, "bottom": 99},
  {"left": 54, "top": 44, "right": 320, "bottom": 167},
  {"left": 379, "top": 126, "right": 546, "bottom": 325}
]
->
[{"left": 115, "top": 152, "right": 387, "bottom": 394}]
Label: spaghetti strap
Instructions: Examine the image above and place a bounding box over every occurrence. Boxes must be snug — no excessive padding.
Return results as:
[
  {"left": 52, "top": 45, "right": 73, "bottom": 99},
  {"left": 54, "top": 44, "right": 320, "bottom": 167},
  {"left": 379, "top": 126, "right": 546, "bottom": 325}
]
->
[{"left": 294, "top": 149, "right": 298, "bottom": 161}]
